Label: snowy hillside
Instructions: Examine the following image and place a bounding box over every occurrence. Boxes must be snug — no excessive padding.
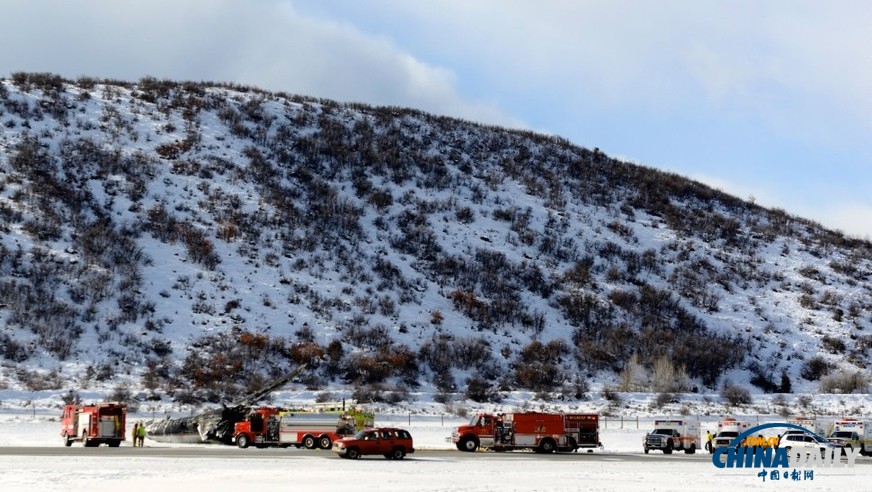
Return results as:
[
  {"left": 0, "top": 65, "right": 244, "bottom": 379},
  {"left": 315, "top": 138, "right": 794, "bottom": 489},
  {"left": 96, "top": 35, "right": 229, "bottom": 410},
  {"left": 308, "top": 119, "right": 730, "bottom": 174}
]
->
[{"left": 0, "top": 73, "right": 869, "bottom": 406}]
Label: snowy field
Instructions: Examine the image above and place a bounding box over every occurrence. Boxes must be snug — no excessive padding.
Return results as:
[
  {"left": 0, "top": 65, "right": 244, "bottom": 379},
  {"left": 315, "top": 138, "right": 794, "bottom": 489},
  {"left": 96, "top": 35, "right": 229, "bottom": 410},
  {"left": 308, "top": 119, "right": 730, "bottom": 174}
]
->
[{"left": 1, "top": 409, "right": 871, "bottom": 491}]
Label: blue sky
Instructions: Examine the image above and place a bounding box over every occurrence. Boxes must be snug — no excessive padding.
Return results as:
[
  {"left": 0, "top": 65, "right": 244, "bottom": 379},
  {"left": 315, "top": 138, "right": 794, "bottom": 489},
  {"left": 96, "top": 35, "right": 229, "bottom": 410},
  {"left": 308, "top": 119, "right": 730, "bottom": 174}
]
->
[{"left": 2, "top": 0, "right": 870, "bottom": 237}]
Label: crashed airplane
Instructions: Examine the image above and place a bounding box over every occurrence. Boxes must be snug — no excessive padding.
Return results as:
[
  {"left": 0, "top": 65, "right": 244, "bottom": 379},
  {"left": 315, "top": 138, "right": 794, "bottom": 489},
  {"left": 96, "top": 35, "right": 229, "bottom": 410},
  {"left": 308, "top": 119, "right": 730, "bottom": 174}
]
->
[{"left": 146, "top": 365, "right": 306, "bottom": 444}]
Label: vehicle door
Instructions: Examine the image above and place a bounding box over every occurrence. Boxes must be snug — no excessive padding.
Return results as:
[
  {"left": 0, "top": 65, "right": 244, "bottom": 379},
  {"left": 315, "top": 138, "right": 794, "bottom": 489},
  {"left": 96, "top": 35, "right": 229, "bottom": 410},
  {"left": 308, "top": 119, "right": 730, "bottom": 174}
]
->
[
  {"left": 804, "top": 435, "right": 821, "bottom": 451},
  {"left": 379, "top": 430, "right": 396, "bottom": 454},
  {"left": 783, "top": 435, "right": 802, "bottom": 449},
  {"left": 360, "top": 430, "right": 381, "bottom": 454},
  {"left": 396, "top": 429, "right": 414, "bottom": 451},
  {"left": 61, "top": 407, "right": 73, "bottom": 435}
]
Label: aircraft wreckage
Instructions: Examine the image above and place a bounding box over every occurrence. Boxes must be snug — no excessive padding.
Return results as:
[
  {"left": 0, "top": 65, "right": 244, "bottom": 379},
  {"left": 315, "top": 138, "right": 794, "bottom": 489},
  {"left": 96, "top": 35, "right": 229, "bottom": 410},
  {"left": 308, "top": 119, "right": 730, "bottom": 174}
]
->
[{"left": 146, "top": 365, "right": 306, "bottom": 444}]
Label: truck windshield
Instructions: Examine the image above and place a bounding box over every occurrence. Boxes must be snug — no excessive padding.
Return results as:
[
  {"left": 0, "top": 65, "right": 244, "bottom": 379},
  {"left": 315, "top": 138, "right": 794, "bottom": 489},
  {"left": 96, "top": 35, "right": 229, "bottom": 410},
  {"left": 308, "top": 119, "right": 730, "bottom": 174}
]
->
[
  {"left": 831, "top": 431, "right": 855, "bottom": 439},
  {"left": 718, "top": 431, "right": 738, "bottom": 438},
  {"left": 653, "top": 429, "right": 674, "bottom": 435},
  {"left": 468, "top": 415, "right": 481, "bottom": 426}
]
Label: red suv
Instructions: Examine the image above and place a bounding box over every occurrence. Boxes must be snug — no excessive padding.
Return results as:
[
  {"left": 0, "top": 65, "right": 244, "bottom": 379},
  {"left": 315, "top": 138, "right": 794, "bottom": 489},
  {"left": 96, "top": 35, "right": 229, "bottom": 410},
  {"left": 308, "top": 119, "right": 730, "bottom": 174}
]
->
[{"left": 332, "top": 427, "right": 415, "bottom": 459}]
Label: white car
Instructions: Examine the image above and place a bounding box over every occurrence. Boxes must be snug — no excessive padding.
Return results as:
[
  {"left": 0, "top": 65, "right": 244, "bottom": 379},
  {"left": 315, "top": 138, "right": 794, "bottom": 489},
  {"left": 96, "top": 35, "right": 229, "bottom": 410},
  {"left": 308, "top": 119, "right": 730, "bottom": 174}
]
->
[{"left": 779, "top": 431, "right": 841, "bottom": 457}]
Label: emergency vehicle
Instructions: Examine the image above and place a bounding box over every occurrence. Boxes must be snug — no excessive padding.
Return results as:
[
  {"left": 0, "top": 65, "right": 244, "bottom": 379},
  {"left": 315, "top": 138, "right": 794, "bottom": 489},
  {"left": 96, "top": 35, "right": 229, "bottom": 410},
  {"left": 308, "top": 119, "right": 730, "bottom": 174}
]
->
[
  {"left": 712, "top": 417, "right": 751, "bottom": 450},
  {"left": 771, "top": 417, "right": 829, "bottom": 450},
  {"left": 61, "top": 402, "right": 126, "bottom": 447},
  {"left": 828, "top": 419, "right": 871, "bottom": 456},
  {"left": 451, "top": 412, "right": 600, "bottom": 453},
  {"left": 643, "top": 419, "right": 699, "bottom": 454},
  {"left": 788, "top": 416, "right": 828, "bottom": 435},
  {"left": 233, "top": 405, "right": 373, "bottom": 449}
]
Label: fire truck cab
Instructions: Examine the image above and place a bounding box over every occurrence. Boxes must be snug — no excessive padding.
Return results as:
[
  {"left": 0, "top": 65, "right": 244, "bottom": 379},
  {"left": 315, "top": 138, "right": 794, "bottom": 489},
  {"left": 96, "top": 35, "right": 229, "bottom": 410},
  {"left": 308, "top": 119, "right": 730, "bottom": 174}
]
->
[
  {"left": 234, "top": 406, "right": 371, "bottom": 450},
  {"left": 452, "top": 412, "right": 600, "bottom": 453},
  {"left": 61, "top": 403, "right": 126, "bottom": 447}
]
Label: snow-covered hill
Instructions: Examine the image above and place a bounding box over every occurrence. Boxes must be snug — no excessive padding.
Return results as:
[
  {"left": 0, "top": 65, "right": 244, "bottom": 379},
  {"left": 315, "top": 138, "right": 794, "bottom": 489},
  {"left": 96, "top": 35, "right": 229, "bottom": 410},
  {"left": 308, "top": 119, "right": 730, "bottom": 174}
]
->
[{"left": 0, "top": 73, "right": 869, "bottom": 405}]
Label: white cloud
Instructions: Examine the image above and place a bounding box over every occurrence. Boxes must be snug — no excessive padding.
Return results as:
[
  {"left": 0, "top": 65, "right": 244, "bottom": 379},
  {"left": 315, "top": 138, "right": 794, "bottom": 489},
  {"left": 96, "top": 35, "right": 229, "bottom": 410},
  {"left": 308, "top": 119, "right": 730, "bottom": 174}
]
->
[
  {"left": 0, "top": 0, "right": 522, "bottom": 128},
  {"left": 804, "top": 204, "right": 872, "bottom": 240},
  {"left": 687, "top": 173, "right": 776, "bottom": 208},
  {"left": 360, "top": 1, "right": 871, "bottom": 130}
]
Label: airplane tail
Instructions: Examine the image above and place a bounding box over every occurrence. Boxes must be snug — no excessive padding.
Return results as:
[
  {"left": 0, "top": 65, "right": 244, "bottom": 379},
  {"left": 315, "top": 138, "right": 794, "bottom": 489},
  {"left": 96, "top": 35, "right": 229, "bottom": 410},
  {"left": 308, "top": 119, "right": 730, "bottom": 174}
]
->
[{"left": 228, "top": 364, "right": 307, "bottom": 408}]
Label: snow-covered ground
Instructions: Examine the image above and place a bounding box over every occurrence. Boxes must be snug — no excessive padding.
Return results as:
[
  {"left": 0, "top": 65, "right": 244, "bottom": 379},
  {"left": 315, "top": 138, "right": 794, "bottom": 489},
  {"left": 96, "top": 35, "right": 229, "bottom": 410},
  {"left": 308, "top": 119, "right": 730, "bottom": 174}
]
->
[{"left": 1, "top": 408, "right": 870, "bottom": 491}]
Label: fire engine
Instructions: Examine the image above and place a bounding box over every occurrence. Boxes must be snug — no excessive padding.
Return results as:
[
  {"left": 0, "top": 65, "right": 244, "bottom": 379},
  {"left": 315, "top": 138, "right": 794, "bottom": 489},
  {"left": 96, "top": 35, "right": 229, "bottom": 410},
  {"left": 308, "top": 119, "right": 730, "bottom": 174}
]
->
[
  {"left": 643, "top": 419, "right": 699, "bottom": 454},
  {"left": 451, "top": 412, "right": 600, "bottom": 453},
  {"left": 828, "top": 419, "right": 871, "bottom": 456},
  {"left": 712, "top": 417, "right": 751, "bottom": 450},
  {"left": 61, "top": 402, "right": 126, "bottom": 447},
  {"left": 233, "top": 405, "right": 373, "bottom": 449}
]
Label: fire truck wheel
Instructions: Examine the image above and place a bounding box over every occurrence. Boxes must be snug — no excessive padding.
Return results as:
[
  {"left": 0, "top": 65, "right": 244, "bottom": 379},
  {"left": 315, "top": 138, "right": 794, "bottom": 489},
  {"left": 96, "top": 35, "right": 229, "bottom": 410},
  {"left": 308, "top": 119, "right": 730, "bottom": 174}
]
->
[
  {"left": 63, "top": 435, "right": 73, "bottom": 447},
  {"left": 538, "top": 438, "right": 556, "bottom": 454},
  {"left": 303, "top": 435, "right": 317, "bottom": 449},
  {"left": 237, "top": 435, "right": 250, "bottom": 449},
  {"left": 685, "top": 443, "right": 696, "bottom": 455},
  {"left": 319, "top": 436, "right": 333, "bottom": 450},
  {"left": 108, "top": 440, "right": 120, "bottom": 448},
  {"left": 458, "top": 436, "right": 479, "bottom": 452},
  {"left": 346, "top": 447, "right": 361, "bottom": 459}
]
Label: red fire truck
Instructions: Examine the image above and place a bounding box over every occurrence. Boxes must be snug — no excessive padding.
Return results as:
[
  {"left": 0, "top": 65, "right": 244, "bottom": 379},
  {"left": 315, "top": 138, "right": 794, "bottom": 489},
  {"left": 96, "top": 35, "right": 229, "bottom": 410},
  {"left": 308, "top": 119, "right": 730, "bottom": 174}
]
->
[
  {"left": 451, "top": 412, "right": 600, "bottom": 453},
  {"left": 234, "top": 406, "right": 373, "bottom": 449},
  {"left": 61, "top": 402, "right": 126, "bottom": 447}
]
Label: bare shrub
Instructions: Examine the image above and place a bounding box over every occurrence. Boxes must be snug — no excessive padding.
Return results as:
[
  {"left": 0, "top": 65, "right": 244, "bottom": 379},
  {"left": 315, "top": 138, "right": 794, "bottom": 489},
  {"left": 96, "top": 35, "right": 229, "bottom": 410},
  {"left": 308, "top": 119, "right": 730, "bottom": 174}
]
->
[
  {"left": 465, "top": 374, "right": 501, "bottom": 403},
  {"left": 821, "top": 335, "right": 847, "bottom": 354},
  {"left": 653, "top": 392, "right": 677, "bottom": 409},
  {"left": 720, "top": 383, "right": 752, "bottom": 406},
  {"left": 819, "top": 370, "right": 869, "bottom": 394},
  {"left": 800, "top": 356, "right": 832, "bottom": 381},
  {"left": 618, "top": 353, "right": 647, "bottom": 391},
  {"left": 651, "top": 356, "right": 677, "bottom": 393},
  {"left": 601, "top": 385, "right": 622, "bottom": 404},
  {"left": 513, "top": 340, "right": 569, "bottom": 391},
  {"left": 110, "top": 384, "right": 140, "bottom": 412}
]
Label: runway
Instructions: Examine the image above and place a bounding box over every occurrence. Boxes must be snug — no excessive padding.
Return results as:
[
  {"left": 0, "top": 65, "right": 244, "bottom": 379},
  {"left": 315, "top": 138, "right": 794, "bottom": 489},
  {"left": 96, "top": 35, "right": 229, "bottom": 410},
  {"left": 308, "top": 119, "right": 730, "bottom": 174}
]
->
[{"left": 0, "top": 445, "right": 718, "bottom": 463}]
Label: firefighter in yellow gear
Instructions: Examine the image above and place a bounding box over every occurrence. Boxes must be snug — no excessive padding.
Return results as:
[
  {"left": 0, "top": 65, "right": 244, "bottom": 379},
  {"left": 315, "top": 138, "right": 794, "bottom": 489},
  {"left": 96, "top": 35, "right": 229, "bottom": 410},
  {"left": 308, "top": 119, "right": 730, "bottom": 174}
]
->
[
  {"left": 136, "top": 422, "right": 147, "bottom": 447},
  {"left": 132, "top": 422, "right": 140, "bottom": 447}
]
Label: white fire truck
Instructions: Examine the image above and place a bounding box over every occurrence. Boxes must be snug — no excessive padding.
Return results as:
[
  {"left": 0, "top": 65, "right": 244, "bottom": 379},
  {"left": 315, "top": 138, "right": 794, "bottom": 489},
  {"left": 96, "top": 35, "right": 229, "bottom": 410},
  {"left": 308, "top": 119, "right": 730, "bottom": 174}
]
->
[
  {"left": 828, "top": 419, "right": 871, "bottom": 456},
  {"left": 643, "top": 419, "right": 699, "bottom": 454},
  {"left": 712, "top": 417, "right": 751, "bottom": 450},
  {"left": 61, "top": 402, "right": 126, "bottom": 447}
]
